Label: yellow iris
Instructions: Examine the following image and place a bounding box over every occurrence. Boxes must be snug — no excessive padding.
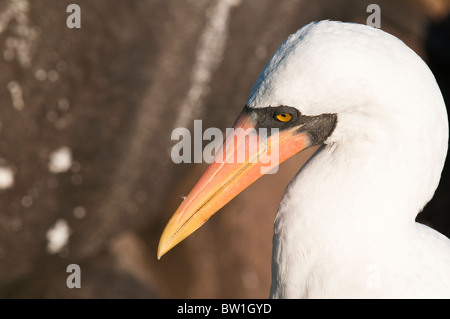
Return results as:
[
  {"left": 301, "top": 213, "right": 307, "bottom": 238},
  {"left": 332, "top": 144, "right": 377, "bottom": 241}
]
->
[{"left": 276, "top": 113, "right": 292, "bottom": 122}]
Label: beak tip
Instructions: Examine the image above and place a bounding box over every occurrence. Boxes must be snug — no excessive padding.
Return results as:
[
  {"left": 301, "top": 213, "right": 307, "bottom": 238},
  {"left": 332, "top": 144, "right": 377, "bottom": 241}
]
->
[
  {"left": 156, "top": 248, "right": 162, "bottom": 260},
  {"left": 157, "top": 240, "right": 167, "bottom": 260}
]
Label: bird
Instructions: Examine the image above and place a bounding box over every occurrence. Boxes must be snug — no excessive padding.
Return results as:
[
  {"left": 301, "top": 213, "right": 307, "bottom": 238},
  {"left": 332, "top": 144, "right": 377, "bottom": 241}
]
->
[{"left": 158, "top": 20, "right": 450, "bottom": 298}]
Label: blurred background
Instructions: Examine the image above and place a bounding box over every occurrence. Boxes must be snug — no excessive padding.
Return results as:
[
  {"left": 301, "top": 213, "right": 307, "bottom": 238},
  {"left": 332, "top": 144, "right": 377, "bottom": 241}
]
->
[{"left": 0, "top": 0, "right": 449, "bottom": 298}]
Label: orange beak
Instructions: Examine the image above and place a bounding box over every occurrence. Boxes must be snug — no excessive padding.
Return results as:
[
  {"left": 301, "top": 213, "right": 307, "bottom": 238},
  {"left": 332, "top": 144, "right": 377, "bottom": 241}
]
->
[{"left": 157, "top": 111, "right": 313, "bottom": 259}]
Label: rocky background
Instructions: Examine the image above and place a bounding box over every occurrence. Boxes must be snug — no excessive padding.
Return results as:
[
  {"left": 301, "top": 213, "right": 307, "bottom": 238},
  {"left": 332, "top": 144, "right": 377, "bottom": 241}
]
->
[{"left": 0, "top": 0, "right": 449, "bottom": 298}]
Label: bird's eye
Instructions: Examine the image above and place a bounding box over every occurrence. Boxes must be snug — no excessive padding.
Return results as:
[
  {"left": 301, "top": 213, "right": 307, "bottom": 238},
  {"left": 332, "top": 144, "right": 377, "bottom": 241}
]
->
[{"left": 275, "top": 113, "right": 293, "bottom": 122}]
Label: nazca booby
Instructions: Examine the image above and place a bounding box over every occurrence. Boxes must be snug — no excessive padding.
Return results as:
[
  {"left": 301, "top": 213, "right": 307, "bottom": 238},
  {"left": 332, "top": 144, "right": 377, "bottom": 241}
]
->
[{"left": 158, "top": 20, "right": 450, "bottom": 298}]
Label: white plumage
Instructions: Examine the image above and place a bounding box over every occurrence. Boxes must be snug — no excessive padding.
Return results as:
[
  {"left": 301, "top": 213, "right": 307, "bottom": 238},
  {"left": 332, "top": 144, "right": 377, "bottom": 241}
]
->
[{"left": 245, "top": 21, "right": 450, "bottom": 298}]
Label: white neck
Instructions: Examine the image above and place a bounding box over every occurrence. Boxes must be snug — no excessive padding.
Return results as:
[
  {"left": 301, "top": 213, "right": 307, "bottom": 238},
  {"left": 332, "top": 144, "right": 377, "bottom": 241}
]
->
[{"left": 269, "top": 128, "right": 440, "bottom": 298}]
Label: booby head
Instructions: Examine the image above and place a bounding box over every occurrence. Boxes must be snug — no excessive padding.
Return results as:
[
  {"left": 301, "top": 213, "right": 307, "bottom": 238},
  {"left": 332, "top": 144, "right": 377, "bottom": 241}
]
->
[{"left": 158, "top": 20, "right": 448, "bottom": 260}]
